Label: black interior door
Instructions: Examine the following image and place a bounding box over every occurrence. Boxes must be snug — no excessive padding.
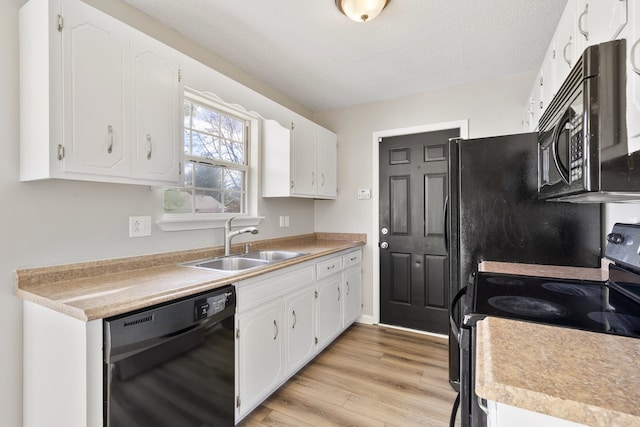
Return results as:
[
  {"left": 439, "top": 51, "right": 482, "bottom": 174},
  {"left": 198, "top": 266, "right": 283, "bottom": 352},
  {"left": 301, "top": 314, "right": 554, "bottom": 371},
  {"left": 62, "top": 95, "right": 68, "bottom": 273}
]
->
[{"left": 379, "top": 128, "right": 459, "bottom": 334}]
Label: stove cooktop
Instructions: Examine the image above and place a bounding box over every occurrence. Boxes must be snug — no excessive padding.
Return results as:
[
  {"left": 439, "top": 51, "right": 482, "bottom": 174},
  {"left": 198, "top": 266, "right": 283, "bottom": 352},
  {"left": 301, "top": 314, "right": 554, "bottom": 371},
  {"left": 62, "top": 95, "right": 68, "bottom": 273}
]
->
[{"left": 467, "top": 271, "right": 640, "bottom": 338}]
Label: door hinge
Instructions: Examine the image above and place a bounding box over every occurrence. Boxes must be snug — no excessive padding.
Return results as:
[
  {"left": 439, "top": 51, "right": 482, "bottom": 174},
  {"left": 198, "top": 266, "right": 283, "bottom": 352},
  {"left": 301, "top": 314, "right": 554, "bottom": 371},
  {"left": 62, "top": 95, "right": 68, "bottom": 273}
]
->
[
  {"left": 314, "top": 290, "right": 318, "bottom": 299},
  {"left": 315, "top": 337, "right": 318, "bottom": 344},
  {"left": 378, "top": 137, "right": 383, "bottom": 143},
  {"left": 291, "top": 121, "right": 295, "bottom": 130},
  {"left": 178, "top": 68, "right": 182, "bottom": 82},
  {"left": 236, "top": 327, "right": 240, "bottom": 339},
  {"left": 236, "top": 396, "right": 241, "bottom": 408},
  {"left": 57, "top": 144, "right": 65, "bottom": 160},
  {"left": 178, "top": 162, "right": 182, "bottom": 175},
  {"left": 57, "top": 14, "right": 63, "bottom": 32}
]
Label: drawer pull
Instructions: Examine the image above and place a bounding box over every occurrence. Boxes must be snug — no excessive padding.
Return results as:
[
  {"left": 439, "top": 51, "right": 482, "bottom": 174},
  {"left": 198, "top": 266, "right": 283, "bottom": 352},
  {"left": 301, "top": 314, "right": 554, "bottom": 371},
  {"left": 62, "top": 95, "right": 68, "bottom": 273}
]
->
[
  {"left": 292, "top": 310, "right": 297, "bottom": 329},
  {"left": 273, "top": 320, "right": 278, "bottom": 340}
]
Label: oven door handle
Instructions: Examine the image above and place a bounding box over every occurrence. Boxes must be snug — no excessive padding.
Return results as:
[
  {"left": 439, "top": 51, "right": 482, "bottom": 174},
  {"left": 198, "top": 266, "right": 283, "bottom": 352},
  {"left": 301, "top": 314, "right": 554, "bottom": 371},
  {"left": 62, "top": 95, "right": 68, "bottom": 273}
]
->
[{"left": 449, "top": 285, "right": 468, "bottom": 342}]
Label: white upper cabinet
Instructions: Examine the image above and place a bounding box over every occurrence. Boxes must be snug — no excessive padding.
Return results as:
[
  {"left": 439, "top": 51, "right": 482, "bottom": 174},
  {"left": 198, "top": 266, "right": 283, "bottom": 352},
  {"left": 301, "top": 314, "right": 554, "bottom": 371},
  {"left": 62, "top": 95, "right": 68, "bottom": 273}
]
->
[
  {"left": 577, "top": 0, "right": 628, "bottom": 51},
  {"left": 316, "top": 126, "right": 338, "bottom": 198},
  {"left": 130, "top": 33, "right": 182, "bottom": 183},
  {"left": 291, "top": 119, "right": 317, "bottom": 196},
  {"left": 262, "top": 116, "right": 337, "bottom": 199},
  {"left": 554, "top": 0, "right": 580, "bottom": 88},
  {"left": 61, "top": 2, "right": 130, "bottom": 177},
  {"left": 19, "top": 0, "right": 183, "bottom": 186},
  {"left": 524, "top": 0, "right": 629, "bottom": 129},
  {"left": 624, "top": 1, "right": 640, "bottom": 153}
]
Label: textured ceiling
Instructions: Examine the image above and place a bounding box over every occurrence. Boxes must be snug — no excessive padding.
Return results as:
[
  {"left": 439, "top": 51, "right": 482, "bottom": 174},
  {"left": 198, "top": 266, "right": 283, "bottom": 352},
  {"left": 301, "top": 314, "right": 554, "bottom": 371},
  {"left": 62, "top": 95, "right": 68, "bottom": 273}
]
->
[{"left": 122, "top": 0, "right": 568, "bottom": 112}]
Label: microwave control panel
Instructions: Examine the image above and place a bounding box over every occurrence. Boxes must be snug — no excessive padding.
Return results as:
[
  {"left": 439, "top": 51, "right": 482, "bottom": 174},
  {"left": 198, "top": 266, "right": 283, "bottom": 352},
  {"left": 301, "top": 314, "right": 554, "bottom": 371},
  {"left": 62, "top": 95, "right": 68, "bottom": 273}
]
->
[{"left": 568, "top": 114, "right": 584, "bottom": 183}]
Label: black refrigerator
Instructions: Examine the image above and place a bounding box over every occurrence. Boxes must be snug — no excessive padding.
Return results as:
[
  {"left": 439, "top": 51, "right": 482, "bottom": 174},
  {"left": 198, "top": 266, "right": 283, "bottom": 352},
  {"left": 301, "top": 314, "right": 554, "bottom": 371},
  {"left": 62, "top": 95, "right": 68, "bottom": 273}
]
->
[{"left": 446, "top": 133, "right": 602, "bottom": 388}]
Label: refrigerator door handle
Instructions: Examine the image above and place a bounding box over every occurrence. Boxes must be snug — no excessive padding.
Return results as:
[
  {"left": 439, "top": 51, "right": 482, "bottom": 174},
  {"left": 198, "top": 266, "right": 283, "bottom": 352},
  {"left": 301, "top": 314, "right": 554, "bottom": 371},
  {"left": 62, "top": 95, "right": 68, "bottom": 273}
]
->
[
  {"left": 449, "top": 286, "right": 467, "bottom": 343},
  {"left": 443, "top": 195, "right": 449, "bottom": 253}
]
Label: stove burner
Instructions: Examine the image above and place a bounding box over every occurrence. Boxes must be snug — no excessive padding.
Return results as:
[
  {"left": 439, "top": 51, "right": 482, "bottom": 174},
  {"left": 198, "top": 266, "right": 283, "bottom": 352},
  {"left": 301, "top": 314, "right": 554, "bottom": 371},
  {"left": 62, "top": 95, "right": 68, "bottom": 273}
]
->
[
  {"left": 485, "top": 277, "right": 525, "bottom": 286},
  {"left": 587, "top": 312, "right": 640, "bottom": 337},
  {"left": 541, "top": 282, "right": 601, "bottom": 298},
  {"left": 488, "top": 296, "right": 569, "bottom": 318}
]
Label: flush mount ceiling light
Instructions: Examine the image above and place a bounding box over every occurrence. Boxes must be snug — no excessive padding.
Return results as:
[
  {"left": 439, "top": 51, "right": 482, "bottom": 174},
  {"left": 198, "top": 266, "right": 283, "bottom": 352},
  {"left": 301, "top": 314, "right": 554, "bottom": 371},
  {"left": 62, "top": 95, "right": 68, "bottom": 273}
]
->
[{"left": 335, "top": 0, "right": 389, "bottom": 23}]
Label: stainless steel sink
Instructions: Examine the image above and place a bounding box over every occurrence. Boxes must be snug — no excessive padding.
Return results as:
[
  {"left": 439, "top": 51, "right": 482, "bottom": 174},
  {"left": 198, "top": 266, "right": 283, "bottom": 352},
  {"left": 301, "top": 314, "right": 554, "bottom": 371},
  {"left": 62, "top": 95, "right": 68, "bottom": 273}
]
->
[
  {"left": 187, "top": 257, "right": 269, "bottom": 272},
  {"left": 182, "top": 251, "right": 307, "bottom": 273},
  {"left": 240, "top": 250, "right": 307, "bottom": 261}
]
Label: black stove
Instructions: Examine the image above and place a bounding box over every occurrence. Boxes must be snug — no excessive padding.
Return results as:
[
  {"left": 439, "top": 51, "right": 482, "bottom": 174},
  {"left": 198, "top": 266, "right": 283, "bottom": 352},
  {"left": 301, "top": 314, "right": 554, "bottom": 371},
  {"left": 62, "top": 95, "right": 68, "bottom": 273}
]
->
[
  {"left": 468, "top": 270, "right": 640, "bottom": 338},
  {"left": 450, "top": 223, "right": 640, "bottom": 427}
]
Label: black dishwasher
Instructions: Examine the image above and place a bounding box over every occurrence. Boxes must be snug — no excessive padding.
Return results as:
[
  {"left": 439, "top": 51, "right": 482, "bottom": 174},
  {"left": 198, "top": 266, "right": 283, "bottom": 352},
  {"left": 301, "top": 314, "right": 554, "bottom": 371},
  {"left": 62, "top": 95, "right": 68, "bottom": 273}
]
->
[{"left": 103, "top": 285, "right": 235, "bottom": 426}]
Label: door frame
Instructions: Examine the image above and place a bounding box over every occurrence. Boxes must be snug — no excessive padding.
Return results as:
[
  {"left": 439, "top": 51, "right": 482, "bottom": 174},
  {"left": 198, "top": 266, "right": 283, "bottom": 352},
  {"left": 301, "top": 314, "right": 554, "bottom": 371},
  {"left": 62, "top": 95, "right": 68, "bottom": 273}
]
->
[{"left": 371, "top": 120, "right": 469, "bottom": 328}]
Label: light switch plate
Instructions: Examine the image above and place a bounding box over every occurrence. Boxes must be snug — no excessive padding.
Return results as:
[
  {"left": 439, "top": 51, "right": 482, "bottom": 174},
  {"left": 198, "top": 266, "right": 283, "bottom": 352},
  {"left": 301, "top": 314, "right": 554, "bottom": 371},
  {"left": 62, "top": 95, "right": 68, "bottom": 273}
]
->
[{"left": 357, "top": 189, "right": 371, "bottom": 200}]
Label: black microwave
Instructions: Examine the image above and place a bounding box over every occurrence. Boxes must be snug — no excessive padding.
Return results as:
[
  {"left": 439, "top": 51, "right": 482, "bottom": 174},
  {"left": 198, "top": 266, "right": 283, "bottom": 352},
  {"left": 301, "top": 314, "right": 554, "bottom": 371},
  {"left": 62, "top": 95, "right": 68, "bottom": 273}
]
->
[{"left": 538, "top": 39, "right": 640, "bottom": 203}]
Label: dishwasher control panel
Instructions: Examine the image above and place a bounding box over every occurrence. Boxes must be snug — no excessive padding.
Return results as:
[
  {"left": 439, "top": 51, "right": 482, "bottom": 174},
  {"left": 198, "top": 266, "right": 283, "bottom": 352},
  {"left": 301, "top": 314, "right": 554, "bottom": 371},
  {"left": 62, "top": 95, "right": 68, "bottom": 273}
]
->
[{"left": 193, "top": 291, "right": 233, "bottom": 321}]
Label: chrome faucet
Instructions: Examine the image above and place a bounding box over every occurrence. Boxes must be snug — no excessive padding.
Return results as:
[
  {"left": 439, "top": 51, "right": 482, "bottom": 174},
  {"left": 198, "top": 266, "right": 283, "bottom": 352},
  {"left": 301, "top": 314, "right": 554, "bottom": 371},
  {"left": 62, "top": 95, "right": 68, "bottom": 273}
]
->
[{"left": 224, "top": 217, "right": 259, "bottom": 256}]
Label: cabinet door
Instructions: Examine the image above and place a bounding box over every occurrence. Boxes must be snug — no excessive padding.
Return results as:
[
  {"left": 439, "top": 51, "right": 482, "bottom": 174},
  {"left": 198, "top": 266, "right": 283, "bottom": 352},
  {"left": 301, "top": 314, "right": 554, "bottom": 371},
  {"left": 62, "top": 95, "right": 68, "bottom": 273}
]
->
[
  {"left": 262, "top": 119, "right": 292, "bottom": 197},
  {"left": 540, "top": 41, "right": 557, "bottom": 113},
  {"left": 578, "top": 0, "right": 627, "bottom": 50},
  {"left": 316, "top": 126, "right": 337, "bottom": 198},
  {"left": 285, "top": 285, "right": 316, "bottom": 375},
  {"left": 316, "top": 275, "right": 342, "bottom": 349},
  {"left": 554, "top": 1, "right": 579, "bottom": 87},
  {"left": 342, "top": 265, "right": 362, "bottom": 328},
  {"left": 627, "top": 2, "right": 640, "bottom": 154},
  {"left": 237, "top": 300, "right": 284, "bottom": 417},
  {"left": 130, "top": 33, "right": 182, "bottom": 184},
  {"left": 61, "top": 0, "right": 130, "bottom": 177},
  {"left": 291, "top": 119, "right": 317, "bottom": 196}
]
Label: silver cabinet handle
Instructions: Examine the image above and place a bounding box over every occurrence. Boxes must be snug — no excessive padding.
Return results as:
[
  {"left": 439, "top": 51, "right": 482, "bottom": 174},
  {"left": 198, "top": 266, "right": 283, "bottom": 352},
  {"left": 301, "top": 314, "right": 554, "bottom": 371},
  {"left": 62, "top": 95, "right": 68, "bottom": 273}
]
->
[
  {"left": 327, "top": 264, "right": 336, "bottom": 271},
  {"left": 337, "top": 287, "right": 341, "bottom": 301},
  {"left": 578, "top": 4, "right": 589, "bottom": 41},
  {"left": 107, "top": 125, "right": 113, "bottom": 154},
  {"left": 632, "top": 38, "right": 640, "bottom": 75},
  {"left": 346, "top": 281, "right": 350, "bottom": 295},
  {"left": 380, "top": 242, "right": 389, "bottom": 249},
  {"left": 273, "top": 320, "right": 278, "bottom": 340},
  {"left": 292, "top": 310, "right": 297, "bottom": 329},
  {"left": 563, "top": 37, "right": 573, "bottom": 68},
  {"left": 146, "top": 134, "right": 152, "bottom": 160}
]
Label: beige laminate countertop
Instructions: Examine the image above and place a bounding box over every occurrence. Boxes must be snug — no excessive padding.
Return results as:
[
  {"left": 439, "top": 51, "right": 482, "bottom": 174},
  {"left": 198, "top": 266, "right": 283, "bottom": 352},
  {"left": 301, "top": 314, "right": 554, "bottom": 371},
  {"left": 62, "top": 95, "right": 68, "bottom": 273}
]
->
[
  {"left": 15, "top": 232, "right": 365, "bottom": 321},
  {"left": 475, "top": 261, "right": 640, "bottom": 426}
]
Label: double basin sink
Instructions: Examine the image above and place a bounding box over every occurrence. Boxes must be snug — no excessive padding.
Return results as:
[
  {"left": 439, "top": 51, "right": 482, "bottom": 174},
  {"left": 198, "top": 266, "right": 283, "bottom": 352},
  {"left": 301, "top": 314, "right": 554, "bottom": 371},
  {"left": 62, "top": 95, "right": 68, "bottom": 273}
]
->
[{"left": 182, "top": 250, "right": 308, "bottom": 273}]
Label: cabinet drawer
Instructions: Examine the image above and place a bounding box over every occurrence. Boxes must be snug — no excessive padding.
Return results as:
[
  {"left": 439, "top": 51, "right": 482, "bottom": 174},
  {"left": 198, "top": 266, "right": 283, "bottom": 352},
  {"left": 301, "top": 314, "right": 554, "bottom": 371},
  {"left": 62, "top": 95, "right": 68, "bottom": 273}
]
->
[
  {"left": 316, "top": 256, "right": 342, "bottom": 280},
  {"left": 342, "top": 249, "right": 361, "bottom": 268},
  {"left": 237, "top": 264, "right": 315, "bottom": 313}
]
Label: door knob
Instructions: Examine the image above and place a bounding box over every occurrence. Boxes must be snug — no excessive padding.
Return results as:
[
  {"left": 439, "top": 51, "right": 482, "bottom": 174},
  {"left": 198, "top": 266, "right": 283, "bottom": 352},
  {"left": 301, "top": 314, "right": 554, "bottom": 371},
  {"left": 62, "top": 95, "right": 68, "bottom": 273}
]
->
[{"left": 380, "top": 242, "right": 389, "bottom": 249}]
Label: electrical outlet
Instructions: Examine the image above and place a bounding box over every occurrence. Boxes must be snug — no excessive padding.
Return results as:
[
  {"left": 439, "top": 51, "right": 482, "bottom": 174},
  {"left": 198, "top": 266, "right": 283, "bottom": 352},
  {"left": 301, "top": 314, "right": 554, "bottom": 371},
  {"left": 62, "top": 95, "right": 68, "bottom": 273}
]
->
[{"left": 129, "top": 216, "right": 151, "bottom": 237}]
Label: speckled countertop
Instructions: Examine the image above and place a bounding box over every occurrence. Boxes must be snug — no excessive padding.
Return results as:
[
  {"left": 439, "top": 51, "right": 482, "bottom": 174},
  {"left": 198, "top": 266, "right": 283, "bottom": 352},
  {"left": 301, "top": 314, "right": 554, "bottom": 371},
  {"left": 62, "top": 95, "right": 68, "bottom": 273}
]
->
[
  {"left": 475, "top": 261, "right": 640, "bottom": 426},
  {"left": 15, "top": 232, "right": 365, "bottom": 321}
]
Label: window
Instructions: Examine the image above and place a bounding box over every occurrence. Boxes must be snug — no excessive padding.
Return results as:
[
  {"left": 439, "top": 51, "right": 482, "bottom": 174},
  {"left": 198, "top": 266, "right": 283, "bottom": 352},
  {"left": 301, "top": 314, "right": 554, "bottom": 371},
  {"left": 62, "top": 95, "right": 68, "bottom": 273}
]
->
[{"left": 164, "top": 93, "right": 250, "bottom": 215}]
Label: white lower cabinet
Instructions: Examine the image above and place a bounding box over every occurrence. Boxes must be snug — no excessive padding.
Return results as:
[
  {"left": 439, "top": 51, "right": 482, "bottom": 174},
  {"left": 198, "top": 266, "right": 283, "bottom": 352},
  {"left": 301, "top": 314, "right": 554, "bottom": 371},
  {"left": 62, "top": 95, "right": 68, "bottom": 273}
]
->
[
  {"left": 487, "top": 400, "right": 587, "bottom": 427},
  {"left": 316, "top": 274, "right": 343, "bottom": 349},
  {"left": 284, "top": 284, "right": 317, "bottom": 375},
  {"left": 342, "top": 265, "right": 362, "bottom": 328},
  {"left": 235, "top": 247, "right": 362, "bottom": 423},
  {"left": 236, "top": 299, "right": 285, "bottom": 419}
]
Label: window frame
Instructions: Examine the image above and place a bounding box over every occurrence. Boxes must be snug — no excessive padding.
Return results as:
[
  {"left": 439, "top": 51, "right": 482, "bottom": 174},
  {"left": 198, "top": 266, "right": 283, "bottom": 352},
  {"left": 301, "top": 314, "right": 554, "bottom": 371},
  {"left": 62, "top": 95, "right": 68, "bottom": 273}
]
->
[{"left": 157, "top": 88, "right": 263, "bottom": 231}]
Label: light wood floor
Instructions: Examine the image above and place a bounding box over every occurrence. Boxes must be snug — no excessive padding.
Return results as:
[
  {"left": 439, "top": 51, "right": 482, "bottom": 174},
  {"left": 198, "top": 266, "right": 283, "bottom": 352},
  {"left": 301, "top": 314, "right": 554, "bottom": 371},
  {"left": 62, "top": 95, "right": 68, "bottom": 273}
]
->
[{"left": 239, "top": 323, "right": 458, "bottom": 427}]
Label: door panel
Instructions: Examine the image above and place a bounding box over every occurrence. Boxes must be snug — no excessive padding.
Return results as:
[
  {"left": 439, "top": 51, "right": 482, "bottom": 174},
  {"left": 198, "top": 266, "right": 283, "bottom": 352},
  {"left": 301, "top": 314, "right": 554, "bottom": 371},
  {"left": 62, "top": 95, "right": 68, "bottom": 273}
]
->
[{"left": 379, "top": 128, "right": 459, "bottom": 334}]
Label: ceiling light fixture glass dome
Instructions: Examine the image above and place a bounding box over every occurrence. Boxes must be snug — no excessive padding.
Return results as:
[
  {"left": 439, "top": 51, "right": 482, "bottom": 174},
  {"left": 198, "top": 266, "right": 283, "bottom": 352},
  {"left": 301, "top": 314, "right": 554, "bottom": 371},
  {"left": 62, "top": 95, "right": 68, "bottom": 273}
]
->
[{"left": 335, "top": 0, "right": 389, "bottom": 23}]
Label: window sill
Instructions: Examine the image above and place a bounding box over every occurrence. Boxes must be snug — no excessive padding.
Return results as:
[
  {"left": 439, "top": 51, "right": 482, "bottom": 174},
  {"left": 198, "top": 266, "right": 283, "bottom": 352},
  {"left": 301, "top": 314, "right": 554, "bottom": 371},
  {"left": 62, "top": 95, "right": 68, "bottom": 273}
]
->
[{"left": 156, "top": 215, "right": 264, "bottom": 232}]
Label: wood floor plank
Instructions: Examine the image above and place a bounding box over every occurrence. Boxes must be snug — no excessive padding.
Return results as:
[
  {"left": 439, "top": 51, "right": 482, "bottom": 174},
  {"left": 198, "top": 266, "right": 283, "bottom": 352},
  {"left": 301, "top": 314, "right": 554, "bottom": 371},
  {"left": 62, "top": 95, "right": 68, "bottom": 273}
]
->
[{"left": 238, "top": 323, "right": 458, "bottom": 427}]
